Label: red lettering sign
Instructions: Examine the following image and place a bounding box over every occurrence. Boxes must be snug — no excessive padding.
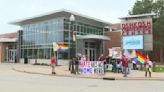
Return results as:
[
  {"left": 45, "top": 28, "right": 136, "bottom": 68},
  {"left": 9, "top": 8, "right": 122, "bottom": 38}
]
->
[{"left": 121, "top": 19, "right": 152, "bottom": 36}]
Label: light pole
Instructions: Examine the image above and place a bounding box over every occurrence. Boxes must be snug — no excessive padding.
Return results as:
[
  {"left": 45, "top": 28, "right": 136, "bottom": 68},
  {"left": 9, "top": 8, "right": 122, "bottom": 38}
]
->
[{"left": 69, "top": 14, "right": 75, "bottom": 74}]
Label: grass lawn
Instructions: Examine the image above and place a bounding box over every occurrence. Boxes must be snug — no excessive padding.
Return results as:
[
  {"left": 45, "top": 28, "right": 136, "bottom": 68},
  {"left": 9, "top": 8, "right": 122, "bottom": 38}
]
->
[{"left": 154, "top": 66, "right": 164, "bottom": 72}]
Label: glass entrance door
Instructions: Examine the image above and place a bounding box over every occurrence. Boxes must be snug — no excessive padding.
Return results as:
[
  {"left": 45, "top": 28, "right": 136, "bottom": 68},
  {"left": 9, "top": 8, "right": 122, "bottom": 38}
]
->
[
  {"left": 85, "top": 48, "right": 96, "bottom": 61},
  {"left": 85, "top": 41, "right": 97, "bottom": 61},
  {"left": 8, "top": 49, "right": 16, "bottom": 63}
]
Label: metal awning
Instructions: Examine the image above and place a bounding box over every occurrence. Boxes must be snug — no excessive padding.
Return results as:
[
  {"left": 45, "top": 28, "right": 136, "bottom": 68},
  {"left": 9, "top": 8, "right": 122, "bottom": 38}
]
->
[
  {"left": 77, "top": 35, "right": 110, "bottom": 40},
  {"left": 0, "top": 38, "right": 17, "bottom": 43}
]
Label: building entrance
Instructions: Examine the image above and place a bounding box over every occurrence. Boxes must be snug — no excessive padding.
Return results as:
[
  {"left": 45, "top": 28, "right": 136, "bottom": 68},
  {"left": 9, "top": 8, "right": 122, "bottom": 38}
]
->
[
  {"left": 7, "top": 49, "right": 16, "bottom": 63},
  {"left": 84, "top": 41, "right": 97, "bottom": 61}
]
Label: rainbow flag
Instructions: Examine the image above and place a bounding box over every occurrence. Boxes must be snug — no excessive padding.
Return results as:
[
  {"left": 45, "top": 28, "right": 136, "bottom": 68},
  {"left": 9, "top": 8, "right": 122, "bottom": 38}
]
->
[
  {"left": 58, "top": 43, "right": 69, "bottom": 53},
  {"left": 134, "top": 50, "right": 147, "bottom": 65}
]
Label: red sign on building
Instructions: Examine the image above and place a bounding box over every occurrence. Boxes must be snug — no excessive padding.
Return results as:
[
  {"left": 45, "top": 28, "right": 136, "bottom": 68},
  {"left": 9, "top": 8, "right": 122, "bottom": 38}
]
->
[{"left": 121, "top": 19, "right": 152, "bottom": 36}]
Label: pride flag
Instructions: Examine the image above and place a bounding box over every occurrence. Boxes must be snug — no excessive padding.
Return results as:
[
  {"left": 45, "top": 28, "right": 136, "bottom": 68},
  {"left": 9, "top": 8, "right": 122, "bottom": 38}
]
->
[
  {"left": 134, "top": 50, "right": 147, "bottom": 65},
  {"left": 58, "top": 43, "right": 70, "bottom": 53}
]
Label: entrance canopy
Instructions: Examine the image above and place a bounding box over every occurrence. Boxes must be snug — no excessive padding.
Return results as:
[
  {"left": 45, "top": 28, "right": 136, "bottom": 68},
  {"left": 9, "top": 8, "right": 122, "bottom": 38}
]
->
[
  {"left": 0, "top": 38, "right": 17, "bottom": 43},
  {"left": 77, "top": 35, "right": 110, "bottom": 40}
]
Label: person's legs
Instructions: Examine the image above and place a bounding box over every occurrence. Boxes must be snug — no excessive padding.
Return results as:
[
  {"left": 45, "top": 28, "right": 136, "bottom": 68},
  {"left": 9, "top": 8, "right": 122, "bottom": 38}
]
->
[
  {"left": 124, "top": 67, "right": 127, "bottom": 77},
  {"left": 52, "top": 65, "right": 56, "bottom": 74},
  {"left": 75, "top": 65, "right": 78, "bottom": 74},
  {"left": 145, "top": 68, "right": 148, "bottom": 77},
  {"left": 148, "top": 68, "right": 151, "bottom": 77}
]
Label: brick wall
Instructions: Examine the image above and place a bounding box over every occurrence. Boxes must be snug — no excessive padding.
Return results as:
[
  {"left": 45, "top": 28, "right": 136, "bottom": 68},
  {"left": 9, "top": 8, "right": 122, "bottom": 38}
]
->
[{"left": 104, "top": 31, "right": 121, "bottom": 56}]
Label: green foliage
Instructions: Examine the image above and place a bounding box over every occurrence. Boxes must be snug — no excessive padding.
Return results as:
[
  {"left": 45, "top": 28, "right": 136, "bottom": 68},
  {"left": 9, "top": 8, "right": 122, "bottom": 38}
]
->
[
  {"left": 153, "top": 15, "right": 164, "bottom": 47},
  {"left": 129, "top": 0, "right": 164, "bottom": 16},
  {"left": 155, "top": 66, "right": 164, "bottom": 72},
  {"left": 153, "top": 0, "right": 164, "bottom": 17},
  {"left": 129, "top": 0, "right": 154, "bottom": 15}
]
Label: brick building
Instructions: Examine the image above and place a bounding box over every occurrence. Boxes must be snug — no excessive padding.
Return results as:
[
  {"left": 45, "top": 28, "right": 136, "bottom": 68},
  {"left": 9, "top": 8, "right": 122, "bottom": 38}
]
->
[
  {"left": 0, "top": 32, "right": 17, "bottom": 63},
  {"left": 104, "top": 29, "right": 121, "bottom": 56},
  {"left": 105, "top": 23, "right": 164, "bottom": 63}
]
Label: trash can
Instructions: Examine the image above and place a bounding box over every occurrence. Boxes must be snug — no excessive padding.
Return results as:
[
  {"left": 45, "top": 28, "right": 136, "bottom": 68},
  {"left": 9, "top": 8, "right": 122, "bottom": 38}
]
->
[{"left": 24, "top": 57, "right": 28, "bottom": 64}]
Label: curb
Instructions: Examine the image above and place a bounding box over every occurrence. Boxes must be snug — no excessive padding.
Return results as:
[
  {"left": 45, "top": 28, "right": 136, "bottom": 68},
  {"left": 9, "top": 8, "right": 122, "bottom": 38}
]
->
[
  {"left": 12, "top": 66, "right": 164, "bottom": 81},
  {"left": 12, "top": 67, "right": 101, "bottom": 80}
]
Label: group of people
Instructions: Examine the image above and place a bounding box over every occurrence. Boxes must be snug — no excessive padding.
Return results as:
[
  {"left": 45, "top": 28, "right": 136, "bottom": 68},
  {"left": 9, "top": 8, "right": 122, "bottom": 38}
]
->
[
  {"left": 50, "top": 53, "right": 153, "bottom": 77},
  {"left": 98, "top": 54, "right": 153, "bottom": 77}
]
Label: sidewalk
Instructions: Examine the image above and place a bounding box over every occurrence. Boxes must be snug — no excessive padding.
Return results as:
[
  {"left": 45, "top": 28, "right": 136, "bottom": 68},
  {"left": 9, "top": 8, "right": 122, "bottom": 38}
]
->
[{"left": 12, "top": 64, "right": 164, "bottom": 80}]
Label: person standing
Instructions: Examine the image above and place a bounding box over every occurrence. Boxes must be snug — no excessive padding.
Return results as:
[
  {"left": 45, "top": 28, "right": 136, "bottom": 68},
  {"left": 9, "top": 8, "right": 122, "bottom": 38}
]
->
[
  {"left": 51, "top": 55, "right": 57, "bottom": 74},
  {"left": 74, "top": 54, "right": 81, "bottom": 75},
  {"left": 98, "top": 54, "right": 106, "bottom": 74},
  {"left": 145, "top": 59, "right": 153, "bottom": 77},
  {"left": 123, "top": 57, "right": 129, "bottom": 77},
  {"left": 98, "top": 54, "right": 106, "bottom": 62}
]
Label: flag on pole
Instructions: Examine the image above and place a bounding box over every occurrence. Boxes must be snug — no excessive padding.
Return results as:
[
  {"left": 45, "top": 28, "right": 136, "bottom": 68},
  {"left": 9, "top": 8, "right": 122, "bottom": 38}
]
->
[
  {"left": 134, "top": 50, "right": 147, "bottom": 65},
  {"left": 53, "top": 42, "right": 60, "bottom": 51},
  {"left": 58, "top": 43, "right": 70, "bottom": 53}
]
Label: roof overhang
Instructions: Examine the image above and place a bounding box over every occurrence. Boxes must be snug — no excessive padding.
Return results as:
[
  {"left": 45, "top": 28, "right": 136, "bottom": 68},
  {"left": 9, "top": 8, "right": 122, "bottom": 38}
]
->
[
  {"left": 10, "top": 9, "right": 112, "bottom": 26},
  {"left": 119, "top": 13, "right": 156, "bottom": 19},
  {"left": 77, "top": 35, "right": 110, "bottom": 40},
  {"left": 0, "top": 38, "right": 17, "bottom": 43}
]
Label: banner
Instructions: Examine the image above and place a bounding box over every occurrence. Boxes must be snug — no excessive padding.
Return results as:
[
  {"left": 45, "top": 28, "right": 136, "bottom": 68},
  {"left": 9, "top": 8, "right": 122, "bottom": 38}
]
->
[{"left": 79, "top": 61, "right": 104, "bottom": 74}]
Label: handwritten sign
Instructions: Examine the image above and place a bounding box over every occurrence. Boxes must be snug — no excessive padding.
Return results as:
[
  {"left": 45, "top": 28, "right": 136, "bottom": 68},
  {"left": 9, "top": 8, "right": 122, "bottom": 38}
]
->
[{"left": 79, "top": 61, "right": 104, "bottom": 74}]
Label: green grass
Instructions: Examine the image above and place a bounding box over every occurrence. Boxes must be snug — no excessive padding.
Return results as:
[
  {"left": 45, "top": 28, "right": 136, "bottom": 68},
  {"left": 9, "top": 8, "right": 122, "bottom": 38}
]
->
[{"left": 154, "top": 66, "right": 164, "bottom": 72}]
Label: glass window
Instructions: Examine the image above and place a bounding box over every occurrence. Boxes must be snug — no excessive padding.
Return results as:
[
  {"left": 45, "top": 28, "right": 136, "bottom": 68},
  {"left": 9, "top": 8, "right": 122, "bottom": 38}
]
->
[
  {"left": 38, "top": 48, "right": 44, "bottom": 59},
  {"left": 21, "top": 49, "right": 24, "bottom": 58},
  {"left": 58, "top": 52, "right": 69, "bottom": 59},
  {"left": 64, "top": 31, "right": 69, "bottom": 42},
  {"left": 64, "top": 22, "right": 69, "bottom": 30},
  {"left": 58, "top": 31, "right": 64, "bottom": 42}
]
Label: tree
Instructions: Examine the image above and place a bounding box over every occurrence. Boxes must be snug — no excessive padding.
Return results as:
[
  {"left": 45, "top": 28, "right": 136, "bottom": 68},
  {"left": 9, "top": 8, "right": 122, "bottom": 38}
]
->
[
  {"left": 129, "top": 0, "right": 164, "bottom": 16},
  {"left": 153, "top": 15, "right": 164, "bottom": 62},
  {"left": 129, "top": 0, "right": 154, "bottom": 15},
  {"left": 153, "top": 0, "right": 164, "bottom": 17},
  {"left": 129, "top": 0, "right": 164, "bottom": 62}
]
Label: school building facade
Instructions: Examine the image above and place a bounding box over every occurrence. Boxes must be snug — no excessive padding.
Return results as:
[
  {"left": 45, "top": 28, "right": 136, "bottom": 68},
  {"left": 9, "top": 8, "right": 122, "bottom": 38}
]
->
[
  {"left": 10, "top": 10, "right": 111, "bottom": 65},
  {"left": 0, "top": 10, "right": 163, "bottom": 64}
]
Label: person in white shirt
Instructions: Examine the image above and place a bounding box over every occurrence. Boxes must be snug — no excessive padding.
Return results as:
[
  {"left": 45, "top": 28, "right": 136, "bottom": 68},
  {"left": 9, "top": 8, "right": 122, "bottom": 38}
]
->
[{"left": 145, "top": 59, "right": 153, "bottom": 77}]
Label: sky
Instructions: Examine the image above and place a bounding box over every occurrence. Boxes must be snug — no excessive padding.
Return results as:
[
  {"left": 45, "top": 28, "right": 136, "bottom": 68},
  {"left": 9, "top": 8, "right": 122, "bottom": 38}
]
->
[{"left": 0, "top": 0, "right": 136, "bottom": 34}]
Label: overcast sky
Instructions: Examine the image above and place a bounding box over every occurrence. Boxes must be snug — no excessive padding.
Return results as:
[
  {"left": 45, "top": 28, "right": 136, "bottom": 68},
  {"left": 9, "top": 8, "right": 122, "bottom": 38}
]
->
[{"left": 0, "top": 0, "right": 136, "bottom": 34}]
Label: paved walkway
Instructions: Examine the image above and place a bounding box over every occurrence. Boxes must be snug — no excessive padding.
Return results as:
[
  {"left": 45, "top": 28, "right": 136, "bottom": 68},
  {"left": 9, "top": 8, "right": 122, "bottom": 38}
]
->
[{"left": 12, "top": 64, "right": 164, "bottom": 80}]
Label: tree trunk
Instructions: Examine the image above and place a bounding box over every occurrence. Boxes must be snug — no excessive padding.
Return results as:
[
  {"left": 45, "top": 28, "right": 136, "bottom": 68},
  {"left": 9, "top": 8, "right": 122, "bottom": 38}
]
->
[{"left": 160, "top": 47, "right": 163, "bottom": 62}]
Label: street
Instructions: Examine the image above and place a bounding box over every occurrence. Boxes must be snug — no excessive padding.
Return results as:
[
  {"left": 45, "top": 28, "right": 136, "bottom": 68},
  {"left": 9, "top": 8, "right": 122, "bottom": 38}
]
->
[{"left": 0, "top": 63, "right": 163, "bottom": 92}]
